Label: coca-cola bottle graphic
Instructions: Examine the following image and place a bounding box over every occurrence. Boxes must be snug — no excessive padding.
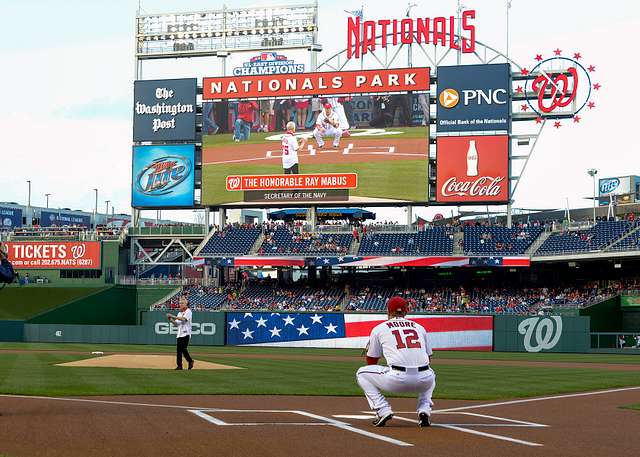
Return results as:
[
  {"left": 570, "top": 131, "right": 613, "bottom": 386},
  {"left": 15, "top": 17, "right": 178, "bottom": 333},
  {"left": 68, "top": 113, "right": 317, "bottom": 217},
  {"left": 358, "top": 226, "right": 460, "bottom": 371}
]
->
[{"left": 466, "top": 139, "right": 479, "bottom": 177}]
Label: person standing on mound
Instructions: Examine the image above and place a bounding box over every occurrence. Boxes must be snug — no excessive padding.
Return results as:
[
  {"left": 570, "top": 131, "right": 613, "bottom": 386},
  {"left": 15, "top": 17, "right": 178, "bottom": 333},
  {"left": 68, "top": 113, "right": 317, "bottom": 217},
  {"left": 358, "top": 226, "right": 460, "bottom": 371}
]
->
[{"left": 167, "top": 297, "right": 194, "bottom": 370}]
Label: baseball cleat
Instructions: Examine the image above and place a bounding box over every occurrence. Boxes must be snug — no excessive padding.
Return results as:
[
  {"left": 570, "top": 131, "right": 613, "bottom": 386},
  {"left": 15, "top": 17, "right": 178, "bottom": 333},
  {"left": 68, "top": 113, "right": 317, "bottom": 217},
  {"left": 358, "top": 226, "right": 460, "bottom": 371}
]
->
[
  {"left": 332, "top": 143, "right": 340, "bottom": 148},
  {"left": 372, "top": 412, "right": 393, "bottom": 427},
  {"left": 418, "top": 412, "right": 431, "bottom": 427},
  {"left": 188, "top": 361, "right": 194, "bottom": 370}
]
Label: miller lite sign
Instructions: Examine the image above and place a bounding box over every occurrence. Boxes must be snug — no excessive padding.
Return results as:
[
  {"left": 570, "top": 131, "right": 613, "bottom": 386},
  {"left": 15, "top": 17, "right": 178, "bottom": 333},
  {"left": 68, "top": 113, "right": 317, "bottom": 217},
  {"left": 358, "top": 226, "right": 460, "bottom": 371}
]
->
[
  {"left": 436, "top": 135, "right": 509, "bottom": 203},
  {"left": 132, "top": 144, "right": 195, "bottom": 208}
]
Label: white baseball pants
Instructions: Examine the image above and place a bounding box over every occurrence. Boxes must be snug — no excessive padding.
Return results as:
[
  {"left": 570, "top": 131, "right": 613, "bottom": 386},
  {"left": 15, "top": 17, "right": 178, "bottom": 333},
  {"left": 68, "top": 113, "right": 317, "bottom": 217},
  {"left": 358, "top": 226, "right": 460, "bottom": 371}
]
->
[
  {"left": 313, "top": 126, "right": 342, "bottom": 147},
  {"left": 356, "top": 365, "right": 436, "bottom": 416}
]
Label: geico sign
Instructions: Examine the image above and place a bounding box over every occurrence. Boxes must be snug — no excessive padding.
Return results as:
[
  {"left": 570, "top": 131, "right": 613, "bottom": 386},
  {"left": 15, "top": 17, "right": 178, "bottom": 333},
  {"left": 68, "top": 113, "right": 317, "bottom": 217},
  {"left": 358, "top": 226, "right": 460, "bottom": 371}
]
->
[
  {"left": 154, "top": 322, "right": 216, "bottom": 336},
  {"left": 461, "top": 89, "right": 507, "bottom": 106}
]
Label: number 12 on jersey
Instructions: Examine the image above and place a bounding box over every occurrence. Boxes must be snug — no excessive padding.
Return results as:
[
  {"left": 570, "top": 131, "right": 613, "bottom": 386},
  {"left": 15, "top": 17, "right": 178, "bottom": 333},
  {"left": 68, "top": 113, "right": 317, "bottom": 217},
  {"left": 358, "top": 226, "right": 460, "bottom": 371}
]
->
[{"left": 392, "top": 329, "right": 422, "bottom": 349}]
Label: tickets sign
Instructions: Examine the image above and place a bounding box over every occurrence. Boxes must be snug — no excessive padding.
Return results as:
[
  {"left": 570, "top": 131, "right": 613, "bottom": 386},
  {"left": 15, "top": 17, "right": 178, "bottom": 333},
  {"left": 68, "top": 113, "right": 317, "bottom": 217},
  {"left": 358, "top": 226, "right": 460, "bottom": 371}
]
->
[
  {"left": 203, "top": 67, "right": 430, "bottom": 100},
  {"left": 5, "top": 241, "right": 102, "bottom": 269}
]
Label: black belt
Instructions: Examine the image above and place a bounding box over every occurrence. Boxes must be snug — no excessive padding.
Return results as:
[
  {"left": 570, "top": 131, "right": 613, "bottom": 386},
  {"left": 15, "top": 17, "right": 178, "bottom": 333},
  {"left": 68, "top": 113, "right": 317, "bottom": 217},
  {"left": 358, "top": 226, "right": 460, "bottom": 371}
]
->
[{"left": 391, "top": 365, "right": 430, "bottom": 372}]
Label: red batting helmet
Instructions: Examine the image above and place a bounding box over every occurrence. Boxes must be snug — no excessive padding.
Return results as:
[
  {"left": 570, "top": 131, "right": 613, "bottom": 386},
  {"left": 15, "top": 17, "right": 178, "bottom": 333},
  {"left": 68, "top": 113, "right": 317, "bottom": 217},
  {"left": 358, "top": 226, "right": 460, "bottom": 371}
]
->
[
  {"left": 323, "top": 103, "right": 332, "bottom": 109},
  {"left": 387, "top": 296, "right": 408, "bottom": 314}
]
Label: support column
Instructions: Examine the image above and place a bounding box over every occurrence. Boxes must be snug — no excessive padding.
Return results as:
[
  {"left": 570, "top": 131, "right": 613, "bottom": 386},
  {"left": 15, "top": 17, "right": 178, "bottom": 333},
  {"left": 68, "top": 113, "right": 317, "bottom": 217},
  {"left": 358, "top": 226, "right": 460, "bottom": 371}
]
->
[
  {"left": 506, "top": 202, "right": 512, "bottom": 228},
  {"left": 308, "top": 206, "right": 317, "bottom": 231},
  {"left": 406, "top": 205, "right": 413, "bottom": 227},
  {"left": 219, "top": 208, "right": 227, "bottom": 227},
  {"left": 204, "top": 208, "right": 211, "bottom": 229}
]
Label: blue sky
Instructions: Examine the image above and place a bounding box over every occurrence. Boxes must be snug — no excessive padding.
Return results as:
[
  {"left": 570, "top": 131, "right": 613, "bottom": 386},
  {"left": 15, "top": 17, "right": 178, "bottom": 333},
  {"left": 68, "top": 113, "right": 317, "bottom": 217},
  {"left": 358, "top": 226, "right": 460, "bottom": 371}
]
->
[{"left": 1, "top": 0, "right": 637, "bottom": 222}]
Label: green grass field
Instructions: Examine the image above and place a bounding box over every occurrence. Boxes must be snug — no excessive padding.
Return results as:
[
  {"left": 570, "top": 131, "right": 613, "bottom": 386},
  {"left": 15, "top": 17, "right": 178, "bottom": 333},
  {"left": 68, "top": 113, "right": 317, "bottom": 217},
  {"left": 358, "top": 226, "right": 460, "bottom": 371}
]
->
[
  {"left": 0, "top": 343, "right": 638, "bottom": 400},
  {"left": 201, "top": 127, "right": 428, "bottom": 205},
  {"left": 0, "top": 287, "right": 105, "bottom": 320},
  {"left": 622, "top": 404, "right": 640, "bottom": 411}
]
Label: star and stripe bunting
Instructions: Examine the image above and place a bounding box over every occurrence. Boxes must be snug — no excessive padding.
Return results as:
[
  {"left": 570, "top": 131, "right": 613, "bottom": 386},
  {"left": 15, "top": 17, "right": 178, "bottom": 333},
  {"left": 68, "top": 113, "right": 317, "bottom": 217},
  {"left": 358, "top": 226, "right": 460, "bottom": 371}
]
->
[
  {"left": 226, "top": 313, "right": 493, "bottom": 350},
  {"left": 213, "top": 256, "right": 530, "bottom": 268}
]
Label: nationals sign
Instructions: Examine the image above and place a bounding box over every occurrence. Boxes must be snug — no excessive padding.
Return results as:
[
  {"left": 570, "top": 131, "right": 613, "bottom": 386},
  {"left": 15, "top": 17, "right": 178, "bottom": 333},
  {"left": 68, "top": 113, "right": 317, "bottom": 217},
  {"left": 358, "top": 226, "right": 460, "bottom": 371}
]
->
[
  {"left": 5, "top": 241, "right": 102, "bottom": 269},
  {"left": 436, "top": 135, "right": 509, "bottom": 203},
  {"left": 203, "top": 68, "right": 430, "bottom": 100}
]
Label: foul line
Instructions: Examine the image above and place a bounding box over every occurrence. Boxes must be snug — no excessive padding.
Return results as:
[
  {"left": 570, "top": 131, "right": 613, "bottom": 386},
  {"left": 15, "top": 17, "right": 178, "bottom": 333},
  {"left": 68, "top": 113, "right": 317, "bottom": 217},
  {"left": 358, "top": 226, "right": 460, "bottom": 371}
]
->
[
  {"left": 433, "top": 386, "right": 640, "bottom": 413},
  {"left": 390, "top": 414, "right": 544, "bottom": 447}
]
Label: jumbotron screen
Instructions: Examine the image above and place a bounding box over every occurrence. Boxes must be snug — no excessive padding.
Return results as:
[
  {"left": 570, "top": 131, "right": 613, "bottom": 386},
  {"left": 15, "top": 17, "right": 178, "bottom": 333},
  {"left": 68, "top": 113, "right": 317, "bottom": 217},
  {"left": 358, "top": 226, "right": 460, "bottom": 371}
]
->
[{"left": 200, "top": 68, "right": 430, "bottom": 207}]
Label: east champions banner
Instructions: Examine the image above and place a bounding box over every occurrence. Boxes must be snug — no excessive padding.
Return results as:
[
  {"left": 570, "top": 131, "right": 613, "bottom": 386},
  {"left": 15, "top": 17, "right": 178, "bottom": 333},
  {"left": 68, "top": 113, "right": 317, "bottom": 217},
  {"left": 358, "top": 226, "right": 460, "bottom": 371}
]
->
[
  {"left": 40, "top": 210, "right": 91, "bottom": 227},
  {"left": 132, "top": 144, "right": 195, "bottom": 208},
  {"left": 0, "top": 206, "right": 22, "bottom": 229},
  {"left": 436, "top": 63, "right": 511, "bottom": 134},
  {"left": 436, "top": 135, "right": 510, "bottom": 203},
  {"left": 203, "top": 67, "right": 430, "bottom": 100},
  {"left": 227, "top": 312, "right": 493, "bottom": 350},
  {"left": 5, "top": 241, "right": 101, "bottom": 269},
  {"left": 133, "top": 78, "right": 197, "bottom": 142}
]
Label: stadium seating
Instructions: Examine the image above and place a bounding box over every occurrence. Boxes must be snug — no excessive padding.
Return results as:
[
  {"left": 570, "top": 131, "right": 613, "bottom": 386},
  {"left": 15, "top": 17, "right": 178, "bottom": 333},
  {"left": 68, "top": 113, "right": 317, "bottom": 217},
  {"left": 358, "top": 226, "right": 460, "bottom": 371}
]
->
[
  {"left": 227, "top": 284, "right": 344, "bottom": 310},
  {"left": 611, "top": 226, "right": 640, "bottom": 251},
  {"left": 536, "top": 221, "right": 635, "bottom": 255},
  {"left": 358, "top": 228, "right": 453, "bottom": 256},
  {"left": 199, "top": 225, "right": 262, "bottom": 256},
  {"left": 259, "top": 226, "right": 352, "bottom": 255},
  {"left": 463, "top": 226, "right": 543, "bottom": 255}
]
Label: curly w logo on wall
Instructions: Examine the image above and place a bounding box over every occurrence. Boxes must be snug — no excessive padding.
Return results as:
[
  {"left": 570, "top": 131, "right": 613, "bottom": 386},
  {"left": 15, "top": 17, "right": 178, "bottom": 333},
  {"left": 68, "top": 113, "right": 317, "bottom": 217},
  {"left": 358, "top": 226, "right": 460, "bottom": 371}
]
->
[{"left": 518, "top": 316, "right": 563, "bottom": 353}]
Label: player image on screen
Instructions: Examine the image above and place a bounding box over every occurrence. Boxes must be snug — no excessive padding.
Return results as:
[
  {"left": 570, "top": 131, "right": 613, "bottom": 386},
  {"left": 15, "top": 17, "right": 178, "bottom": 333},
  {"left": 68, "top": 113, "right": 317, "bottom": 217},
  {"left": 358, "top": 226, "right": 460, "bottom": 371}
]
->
[
  {"left": 281, "top": 121, "right": 307, "bottom": 174},
  {"left": 313, "top": 103, "right": 342, "bottom": 149}
]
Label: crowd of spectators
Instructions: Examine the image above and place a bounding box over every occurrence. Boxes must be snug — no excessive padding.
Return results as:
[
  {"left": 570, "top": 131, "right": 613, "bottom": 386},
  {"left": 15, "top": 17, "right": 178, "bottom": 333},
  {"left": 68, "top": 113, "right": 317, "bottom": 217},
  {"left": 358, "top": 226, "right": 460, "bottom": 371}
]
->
[{"left": 156, "top": 279, "right": 632, "bottom": 314}]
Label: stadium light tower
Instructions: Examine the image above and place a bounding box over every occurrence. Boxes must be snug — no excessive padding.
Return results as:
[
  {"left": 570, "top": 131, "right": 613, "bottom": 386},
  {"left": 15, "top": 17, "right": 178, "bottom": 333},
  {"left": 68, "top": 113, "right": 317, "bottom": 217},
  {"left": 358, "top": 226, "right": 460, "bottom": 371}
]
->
[
  {"left": 45, "top": 193, "right": 51, "bottom": 208},
  {"left": 93, "top": 188, "right": 98, "bottom": 229},
  {"left": 587, "top": 169, "right": 598, "bottom": 222},
  {"left": 27, "top": 180, "right": 32, "bottom": 227}
]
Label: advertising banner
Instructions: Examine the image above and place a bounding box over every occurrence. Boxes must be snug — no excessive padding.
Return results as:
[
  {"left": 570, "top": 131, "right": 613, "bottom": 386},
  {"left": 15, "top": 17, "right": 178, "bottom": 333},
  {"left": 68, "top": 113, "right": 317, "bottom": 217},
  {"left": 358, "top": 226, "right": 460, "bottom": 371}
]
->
[
  {"left": 6, "top": 241, "right": 102, "bottom": 269},
  {"left": 40, "top": 210, "right": 91, "bottom": 227},
  {"left": 493, "top": 315, "right": 590, "bottom": 353},
  {"left": 203, "top": 67, "right": 430, "bottom": 100},
  {"left": 0, "top": 206, "right": 22, "bottom": 229},
  {"left": 436, "top": 135, "right": 509, "bottom": 203},
  {"left": 227, "top": 312, "right": 492, "bottom": 350},
  {"left": 132, "top": 144, "right": 195, "bottom": 208},
  {"left": 232, "top": 51, "right": 305, "bottom": 76},
  {"left": 598, "top": 176, "right": 638, "bottom": 205},
  {"left": 436, "top": 63, "right": 511, "bottom": 134},
  {"left": 133, "top": 78, "right": 197, "bottom": 142}
]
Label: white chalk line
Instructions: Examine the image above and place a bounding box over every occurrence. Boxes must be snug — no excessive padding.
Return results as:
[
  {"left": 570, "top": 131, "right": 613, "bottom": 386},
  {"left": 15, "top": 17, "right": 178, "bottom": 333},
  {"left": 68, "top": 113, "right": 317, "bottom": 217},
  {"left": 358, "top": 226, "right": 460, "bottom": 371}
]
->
[
  {"left": 207, "top": 149, "right": 426, "bottom": 165},
  {"left": 189, "top": 408, "right": 413, "bottom": 447},
  {"left": 389, "top": 414, "right": 545, "bottom": 447}
]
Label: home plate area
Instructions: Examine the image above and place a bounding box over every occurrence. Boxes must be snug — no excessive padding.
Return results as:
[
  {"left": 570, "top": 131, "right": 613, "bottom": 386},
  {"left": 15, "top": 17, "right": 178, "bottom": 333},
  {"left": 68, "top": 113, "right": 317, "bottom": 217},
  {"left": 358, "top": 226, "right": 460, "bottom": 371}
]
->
[{"left": 189, "top": 406, "right": 548, "bottom": 448}]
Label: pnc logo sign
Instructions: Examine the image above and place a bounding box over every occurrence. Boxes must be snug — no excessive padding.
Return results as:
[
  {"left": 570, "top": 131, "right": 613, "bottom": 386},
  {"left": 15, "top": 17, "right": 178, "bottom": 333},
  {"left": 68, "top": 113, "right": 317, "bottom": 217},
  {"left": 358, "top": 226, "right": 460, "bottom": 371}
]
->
[
  {"left": 439, "top": 88, "right": 459, "bottom": 108},
  {"left": 154, "top": 322, "right": 217, "bottom": 336},
  {"left": 518, "top": 316, "right": 563, "bottom": 353}
]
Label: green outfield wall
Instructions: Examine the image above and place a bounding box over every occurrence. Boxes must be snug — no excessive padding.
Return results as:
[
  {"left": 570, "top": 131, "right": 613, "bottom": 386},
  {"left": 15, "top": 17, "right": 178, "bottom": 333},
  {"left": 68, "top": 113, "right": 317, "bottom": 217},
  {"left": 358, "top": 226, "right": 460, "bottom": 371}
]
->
[
  {"left": 579, "top": 296, "right": 622, "bottom": 332},
  {"left": 493, "top": 315, "right": 590, "bottom": 353},
  {"left": 0, "top": 320, "right": 25, "bottom": 342},
  {"left": 23, "top": 311, "right": 224, "bottom": 345}
]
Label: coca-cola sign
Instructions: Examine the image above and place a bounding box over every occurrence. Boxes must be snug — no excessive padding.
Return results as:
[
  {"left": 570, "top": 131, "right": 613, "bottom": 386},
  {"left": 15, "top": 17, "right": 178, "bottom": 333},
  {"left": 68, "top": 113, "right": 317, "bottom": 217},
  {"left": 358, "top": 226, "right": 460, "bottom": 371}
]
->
[{"left": 436, "top": 135, "right": 509, "bottom": 203}]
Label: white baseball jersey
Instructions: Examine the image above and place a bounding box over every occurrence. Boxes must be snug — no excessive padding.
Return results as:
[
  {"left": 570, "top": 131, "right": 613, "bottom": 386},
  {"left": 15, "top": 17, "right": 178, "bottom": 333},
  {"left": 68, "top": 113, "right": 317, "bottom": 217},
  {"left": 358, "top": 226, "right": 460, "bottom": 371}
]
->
[
  {"left": 366, "top": 317, "right": 432, "bottom": 367},
  {"left": 315, "top": 110, "right": 339, "bottom": 129},
  {"left": 174, "top": 308, "right": 192, "bottom": 338},
  {"left": 281, "top": 132, "right": 299, "bottom": 169}
]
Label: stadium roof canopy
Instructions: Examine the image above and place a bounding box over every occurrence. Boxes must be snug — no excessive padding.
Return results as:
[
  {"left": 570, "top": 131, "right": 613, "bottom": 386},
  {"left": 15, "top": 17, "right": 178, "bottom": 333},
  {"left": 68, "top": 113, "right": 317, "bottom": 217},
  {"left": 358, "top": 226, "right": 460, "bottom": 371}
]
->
[{"left": 267, "top": 208, "right": 376, "bottom": 221}]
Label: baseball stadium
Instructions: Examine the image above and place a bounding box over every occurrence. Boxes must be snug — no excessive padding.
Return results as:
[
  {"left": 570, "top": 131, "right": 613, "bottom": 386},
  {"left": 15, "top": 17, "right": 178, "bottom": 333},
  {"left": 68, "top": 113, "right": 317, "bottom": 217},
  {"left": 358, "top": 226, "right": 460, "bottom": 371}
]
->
[{"left": 1, "top": 1, "right": 639, "bottom": 457}]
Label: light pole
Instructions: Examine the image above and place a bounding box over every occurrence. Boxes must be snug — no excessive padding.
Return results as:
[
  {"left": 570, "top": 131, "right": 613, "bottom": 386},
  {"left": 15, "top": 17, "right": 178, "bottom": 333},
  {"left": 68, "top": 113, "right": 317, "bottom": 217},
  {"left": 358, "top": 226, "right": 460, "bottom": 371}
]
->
[
  {"left": 27, "top": 180, "right": 32, "bottom": 226},
  {"left": 45, "top": 193, "right": 51, "bottom": 209},
  {"left": 93, "top": 188, "right": 98, "bottom": 229},
  {"left": 105, "top": 200, "right": 110, "bottom": 227},
  {"left": 587, "top": 169, "right": 598, "bottom": 222}
]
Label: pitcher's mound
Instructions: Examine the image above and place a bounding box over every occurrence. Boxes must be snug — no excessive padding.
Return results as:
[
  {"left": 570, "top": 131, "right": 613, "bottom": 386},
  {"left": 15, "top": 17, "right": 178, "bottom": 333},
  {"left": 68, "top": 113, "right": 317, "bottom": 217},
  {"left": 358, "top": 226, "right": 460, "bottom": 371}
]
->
[{"left": 56, "top": 354, "right": 243, "bottom": 370}]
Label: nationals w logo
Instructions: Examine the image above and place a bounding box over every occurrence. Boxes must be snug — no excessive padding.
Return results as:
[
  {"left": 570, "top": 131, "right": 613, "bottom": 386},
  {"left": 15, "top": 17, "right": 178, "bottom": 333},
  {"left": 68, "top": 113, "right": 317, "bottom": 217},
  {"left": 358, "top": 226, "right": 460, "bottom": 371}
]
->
[{"left": 517, "top": 316, "right": 563, "bottom": 353}]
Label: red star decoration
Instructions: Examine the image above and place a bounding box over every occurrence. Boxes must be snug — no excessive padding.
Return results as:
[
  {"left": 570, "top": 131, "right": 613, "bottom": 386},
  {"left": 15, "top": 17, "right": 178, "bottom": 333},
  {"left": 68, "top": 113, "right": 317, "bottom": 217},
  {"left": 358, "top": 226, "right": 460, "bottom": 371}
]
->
[
  {"left": 554, "top": 121, "right": 562, "bottom": 128},
  {"left": 573, "top": 115, "right": 581, "bottom": 123},
  {"left": 535, "top": 117, "right": 543, "bottom": 124},
  {"left": 588, "top": 101, "right": 596, "bottom": 109},
  {"left": 535, "top": 54, "right": 543, "bottom": 61},
  {"left": 588, "top": 65, "right": 596, "bottom": 72},
  {"left": 521, "top": 104, "right": 529, "bottom": 111},
  {"left": 553, "top": 48, "right": 562, "bottom": 56},
  {"left": 515, "top": 85, "right": 524, "bottom": 94},
  {"left": 573, "top": 52, "right": 582, "bottom": 60},
  {"left": 521, "top": 68, "right": 529, "bottom": 76},
  {"left": 593, "top": 83, "right": 601, "bottom": 90}
]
